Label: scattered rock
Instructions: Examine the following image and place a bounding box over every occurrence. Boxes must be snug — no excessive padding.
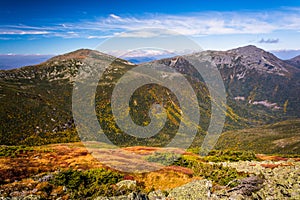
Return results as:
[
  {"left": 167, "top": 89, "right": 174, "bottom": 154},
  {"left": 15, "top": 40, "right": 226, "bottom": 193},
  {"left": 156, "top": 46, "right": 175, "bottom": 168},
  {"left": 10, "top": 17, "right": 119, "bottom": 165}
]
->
[
  {"left": 116, "top": 180, "right": 137, "bottom": 191},
  {"left": 94, "top": 195, "right": 127, "bottom": 200},
  {"left": 37, "top": 174, "right": 54, "bottom": 182},
  {"left": 23, "top": 195, "right": 41, "bottom": 200},
  {"left": 222, "top": 161, "right": 300, "bottom": 199},
  {"left": 148, "top": 190, "right": 166, "bottom": 200},
  {"left": 95, "top": 192, "right": 148, "bottom": 200},
  {"left": 227, "top": 176, "right": 264, "bottom": 196},
  {"left": 1, "top": 160, "right": 299, "bottom": 199},
  {"left": 167, "top": 180, "right": 212, "bottom": 200},
  {"left": 128, "top": 192, "right": 148, "bottom": 200},
  {"left": 228, "top": 193, "right": 245, "bottom": 200},
  {"left": 253, "top": 164, "right": 300, "bottom": 199},
  {"left": 9, "top": 191, "right": 23, "bottom": 198}
]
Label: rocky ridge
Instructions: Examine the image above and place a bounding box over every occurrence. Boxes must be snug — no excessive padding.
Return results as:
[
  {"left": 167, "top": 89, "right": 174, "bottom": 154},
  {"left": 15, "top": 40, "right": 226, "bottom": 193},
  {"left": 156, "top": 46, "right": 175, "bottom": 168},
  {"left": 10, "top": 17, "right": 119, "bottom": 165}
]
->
[{"left": 286, "top": 55, "right": 300, "bottom": 68}]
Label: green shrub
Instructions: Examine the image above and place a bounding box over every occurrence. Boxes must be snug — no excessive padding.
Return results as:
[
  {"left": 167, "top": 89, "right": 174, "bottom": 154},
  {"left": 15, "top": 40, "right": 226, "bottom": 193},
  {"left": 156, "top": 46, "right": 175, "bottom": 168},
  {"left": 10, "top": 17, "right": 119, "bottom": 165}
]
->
[
  {"left": 174, "top": 155, "right": 247, "bottom": 186},
  {"left": 0, "top": 145, "right": 34, "bottom": 157},
  {"left": 51, "top": 168, "right": 124, "bottom": 198},
  {"left": 145, "top": 152, "right": 181, "bottom": 165},
  {"left": 187, "top": 148, "right": 258, "bottom": 162},
  {"left": 203, "top": 150, "right": 259, "bottom": 162}
]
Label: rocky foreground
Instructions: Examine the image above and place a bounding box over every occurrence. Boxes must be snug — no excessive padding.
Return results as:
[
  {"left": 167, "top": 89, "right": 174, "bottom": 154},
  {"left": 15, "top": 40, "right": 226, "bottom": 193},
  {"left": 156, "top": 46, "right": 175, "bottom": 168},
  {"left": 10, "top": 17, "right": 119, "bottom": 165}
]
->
[
  {"left": 95, "top": 160, "right": 300, "bottom": 200},
  {"left": 1, "top": 144, "right": 299, "bottom": 199},
  {"left": 1, "top": 159, "right": 299, "bottom": 200}
]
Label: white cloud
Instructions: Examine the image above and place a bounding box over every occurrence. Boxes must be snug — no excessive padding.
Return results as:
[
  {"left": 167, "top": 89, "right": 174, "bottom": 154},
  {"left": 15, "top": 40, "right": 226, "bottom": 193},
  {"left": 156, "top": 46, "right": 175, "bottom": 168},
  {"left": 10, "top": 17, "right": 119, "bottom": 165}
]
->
[
  {"left": 0, "top": 31, "right": 49, "bottom": 35},
  {"left": 64, "top": 11, "right": 299, "bottom": 38},
  {"left": 87, "top": 35, "right": 112, "bottom": 39},
  {"left": 106, "top": 48, "right": 199, "bottom": 58},
  {"left": 259, "top": 38, "right": 279, "bottom": 44},
  {"left": 109, "top": 14, "right": 122, "bottom": 20},
  {"left": 114, "top": 29, "right": 180, "bottom": 38},
  {"left": 1, "top": 9, "right": 300, "bottom": 40},
  {"left": 108, "top": 49, "right": 172, "bottom": 58}
]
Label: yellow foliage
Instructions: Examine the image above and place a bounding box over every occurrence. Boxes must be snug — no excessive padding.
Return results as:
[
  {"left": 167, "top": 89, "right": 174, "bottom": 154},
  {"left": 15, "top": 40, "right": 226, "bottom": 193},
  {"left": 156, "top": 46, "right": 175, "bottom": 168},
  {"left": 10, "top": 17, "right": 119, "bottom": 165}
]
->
[{"left": 283, "top": 100, "right": 288, "bottom": 113}]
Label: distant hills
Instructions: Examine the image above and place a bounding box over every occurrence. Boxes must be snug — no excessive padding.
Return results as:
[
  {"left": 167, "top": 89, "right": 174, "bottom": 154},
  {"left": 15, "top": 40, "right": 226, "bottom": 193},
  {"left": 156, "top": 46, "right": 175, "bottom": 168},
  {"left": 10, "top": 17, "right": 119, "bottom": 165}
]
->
[
  {"left": 271, "top": 49, "right": 300, "bottom": 60},
  {"left": 1, "top": 49, "right": 299, "bottom": 69},
  {"left": 0, "top": 54, "right": 53, "bottom": 70},
  {"left": 127, "top": 56, "right": 167, "bottom": 64},
  {"left": 0, "top": 46, "right": 299, "bottom": 149}
]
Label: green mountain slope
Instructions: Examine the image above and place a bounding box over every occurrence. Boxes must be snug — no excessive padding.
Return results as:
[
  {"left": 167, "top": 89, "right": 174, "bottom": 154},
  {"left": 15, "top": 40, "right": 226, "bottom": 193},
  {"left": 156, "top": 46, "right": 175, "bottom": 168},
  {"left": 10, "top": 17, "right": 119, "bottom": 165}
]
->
[
  {"left": 215, "top": 119, "right": 300, "bottom": 154},
  {"left": 157, "top": 46, "right": 300, "bottom": 122},
  {"left": 0, "top": 46, "right": 299, "bottom": 149}
]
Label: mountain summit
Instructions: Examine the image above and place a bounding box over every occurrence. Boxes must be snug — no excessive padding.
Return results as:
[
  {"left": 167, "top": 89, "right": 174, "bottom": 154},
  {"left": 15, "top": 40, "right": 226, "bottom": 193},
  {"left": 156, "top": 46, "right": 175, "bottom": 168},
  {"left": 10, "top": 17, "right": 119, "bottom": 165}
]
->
[
  {"left": 214, "top": 45, "right": 295, "bottom": 77},
  {"left": 156, "top": 45, "right": 300, "bottom": 121},
  {"left": 47, "top": 49, "right": 115, "bottom": 62}
]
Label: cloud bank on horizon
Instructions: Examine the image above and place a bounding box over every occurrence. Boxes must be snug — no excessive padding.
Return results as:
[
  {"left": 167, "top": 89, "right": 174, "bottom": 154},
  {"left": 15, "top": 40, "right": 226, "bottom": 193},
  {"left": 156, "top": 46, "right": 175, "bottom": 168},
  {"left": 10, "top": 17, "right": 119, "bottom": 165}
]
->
[{"left": 0, "top": 0, "right": 300, "bottom": 57}]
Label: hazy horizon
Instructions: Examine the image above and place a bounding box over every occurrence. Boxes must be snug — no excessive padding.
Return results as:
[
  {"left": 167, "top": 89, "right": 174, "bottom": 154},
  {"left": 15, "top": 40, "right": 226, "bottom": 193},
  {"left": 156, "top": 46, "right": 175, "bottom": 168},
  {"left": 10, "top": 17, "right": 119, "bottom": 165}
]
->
[{"left": 1, "top": 46, "right": 300, "bottom": 70}]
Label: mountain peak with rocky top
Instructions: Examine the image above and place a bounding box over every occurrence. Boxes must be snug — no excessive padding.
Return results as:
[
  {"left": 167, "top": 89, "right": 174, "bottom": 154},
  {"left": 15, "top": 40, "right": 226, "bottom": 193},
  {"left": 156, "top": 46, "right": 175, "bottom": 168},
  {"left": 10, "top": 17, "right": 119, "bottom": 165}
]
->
[{"left": 205, "top": 45, "right": 295, "bottom": 77}]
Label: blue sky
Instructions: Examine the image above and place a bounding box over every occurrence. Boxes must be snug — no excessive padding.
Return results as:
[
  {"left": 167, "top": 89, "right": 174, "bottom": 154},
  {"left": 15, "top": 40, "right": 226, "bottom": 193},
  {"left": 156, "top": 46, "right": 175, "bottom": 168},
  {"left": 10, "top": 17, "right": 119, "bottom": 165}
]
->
[{"left": 1, "top": 0, "right": 300, "bottom": 57}]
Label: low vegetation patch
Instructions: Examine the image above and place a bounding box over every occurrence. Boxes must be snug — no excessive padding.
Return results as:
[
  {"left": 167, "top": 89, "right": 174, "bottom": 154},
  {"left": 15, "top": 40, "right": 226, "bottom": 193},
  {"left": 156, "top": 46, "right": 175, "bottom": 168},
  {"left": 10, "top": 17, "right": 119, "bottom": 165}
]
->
[
  {"left": 145, "top": 152, "right": 181, "bottom": 165},
  {"left": 51, "top": 168, "right": 124, "bottom": 198},
  {"left": 145, "top": 151, "right": 248, "bottom": 186},
  {"left": 0, "top": 145, "right": 35, "bottom": 157},
  {"left": 174, "top": 155, "right": 248, "bottom": 186},
  {"left": 215, "top": 119, "right": 300, "bottom": 154},
  {"left": 203, "top": 150, "right": 259, "bottom": 162},
  {"left": 50, "top": 168, "right": 147, "bottom": 199}
]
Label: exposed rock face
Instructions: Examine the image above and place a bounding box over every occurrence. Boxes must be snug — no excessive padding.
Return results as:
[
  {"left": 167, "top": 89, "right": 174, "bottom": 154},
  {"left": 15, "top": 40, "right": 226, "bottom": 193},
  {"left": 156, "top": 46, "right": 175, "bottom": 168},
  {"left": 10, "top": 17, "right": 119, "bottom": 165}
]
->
[
  {"left": 227, "top": 176, "right": 264, "bottom": 196},
  {"left": 226, "top": 45, "right": 291, "bottom": 76},
  {"left": 158, "top": 45, "right": 297, "bottom": 80}
]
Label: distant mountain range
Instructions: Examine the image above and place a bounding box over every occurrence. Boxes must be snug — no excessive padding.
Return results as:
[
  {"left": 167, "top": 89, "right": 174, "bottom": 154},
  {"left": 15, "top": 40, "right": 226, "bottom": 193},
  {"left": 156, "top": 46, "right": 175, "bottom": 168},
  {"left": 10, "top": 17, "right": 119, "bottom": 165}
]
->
[
  {"left": 1, "top": 49, "right": 299, "bottom": 69},
  {"left": 0, "top": 46, "right": 299, "bottom": 148},
  {"left": 271, "top": 49, "right": 300, "bottom": 60},
  {"left": 1, "top": 49, "right": 300, "bottom": 70},
  {"left": 0, "top": 54, "right": 54, "bottom": 70}
]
